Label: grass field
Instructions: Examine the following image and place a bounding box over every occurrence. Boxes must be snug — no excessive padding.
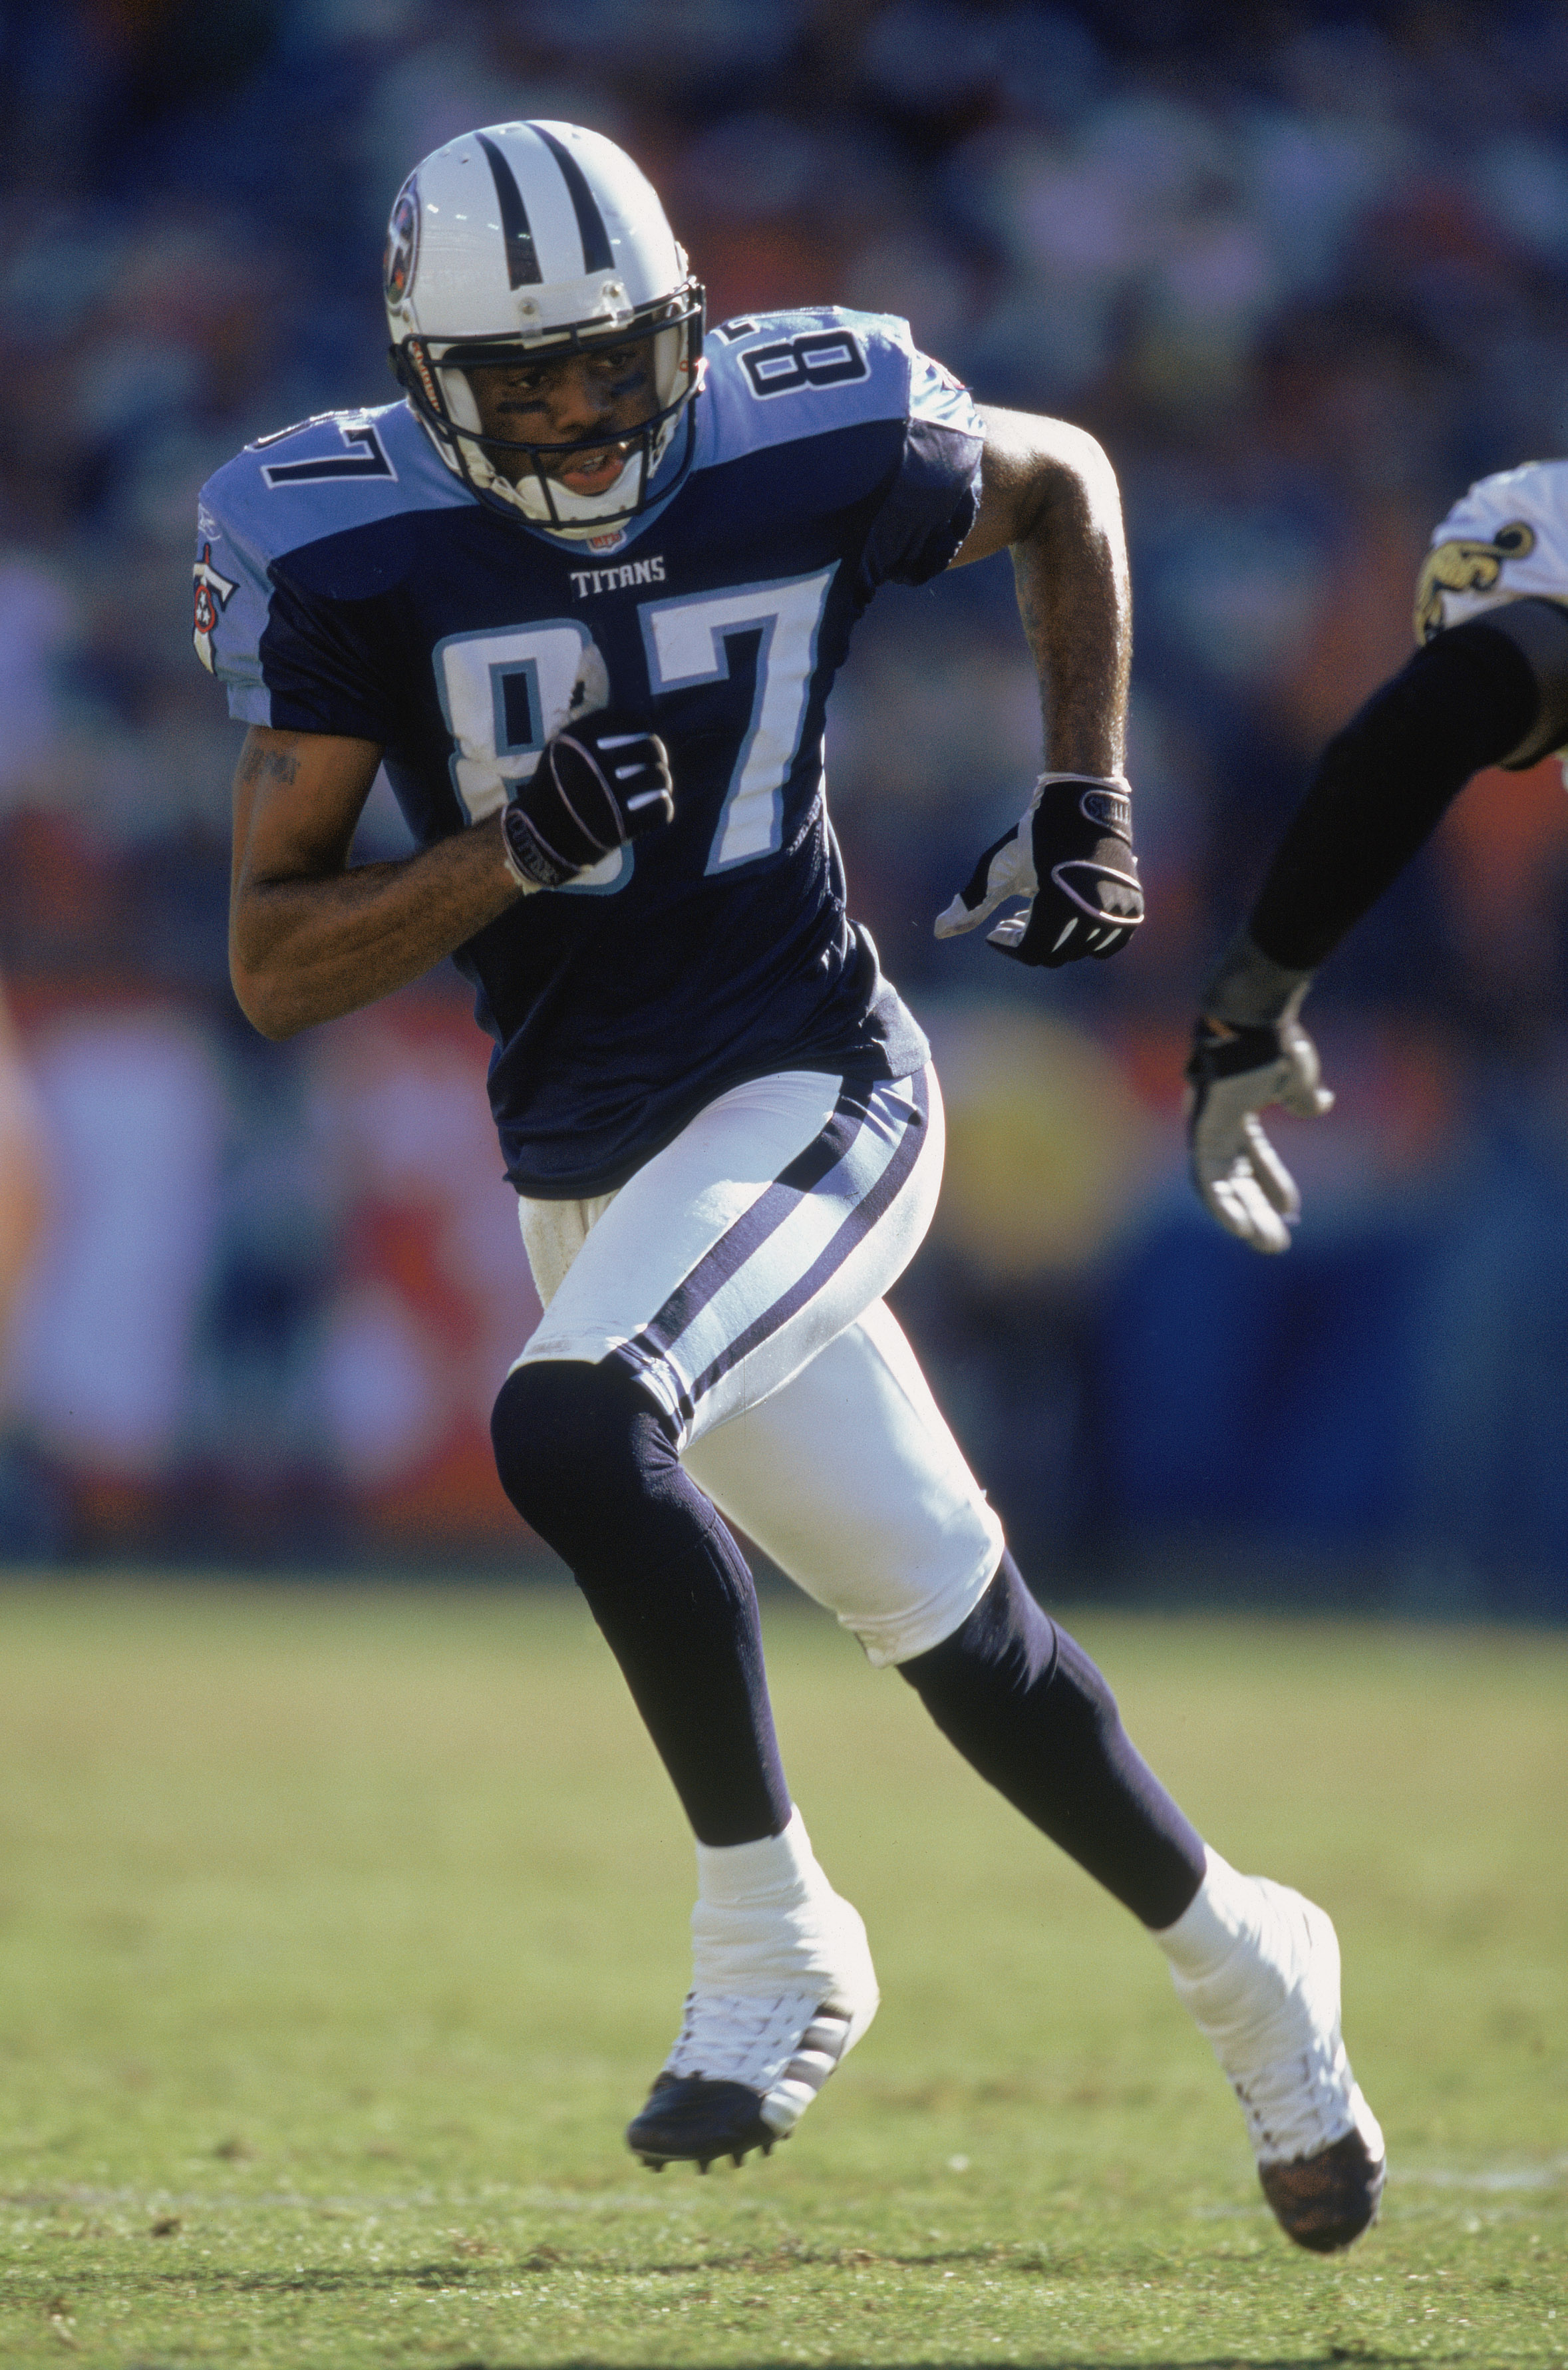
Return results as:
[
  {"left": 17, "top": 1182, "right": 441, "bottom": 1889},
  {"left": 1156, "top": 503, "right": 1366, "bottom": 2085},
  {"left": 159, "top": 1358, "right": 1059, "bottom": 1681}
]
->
[{"left": 0, "top": 1579, "right": 1563, "bottom": 2369}]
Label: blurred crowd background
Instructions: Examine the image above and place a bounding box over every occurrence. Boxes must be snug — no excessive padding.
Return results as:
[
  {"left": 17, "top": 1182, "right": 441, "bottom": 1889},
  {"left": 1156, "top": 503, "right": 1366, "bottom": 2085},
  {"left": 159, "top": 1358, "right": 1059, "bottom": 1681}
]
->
[{"left": 4, "top": 0, "right": 1568, "bottom": 1612}]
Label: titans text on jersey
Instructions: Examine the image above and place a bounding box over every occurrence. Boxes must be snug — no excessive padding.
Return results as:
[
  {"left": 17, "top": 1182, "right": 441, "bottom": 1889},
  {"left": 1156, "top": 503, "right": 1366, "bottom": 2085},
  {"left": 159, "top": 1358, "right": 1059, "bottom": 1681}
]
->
[{"left": 196, "top": 312, "right": 983, "bottom": 1196}]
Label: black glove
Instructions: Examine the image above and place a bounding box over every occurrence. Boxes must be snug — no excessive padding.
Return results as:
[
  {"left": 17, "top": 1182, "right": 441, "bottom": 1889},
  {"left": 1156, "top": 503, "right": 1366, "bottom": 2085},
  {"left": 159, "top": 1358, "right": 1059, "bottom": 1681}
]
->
[
  {"left": 501, "top": 712, "right": 673, "bottom": 891},
  {"left": 935, "top": 772, "right": 1144, "bottom": 966}
]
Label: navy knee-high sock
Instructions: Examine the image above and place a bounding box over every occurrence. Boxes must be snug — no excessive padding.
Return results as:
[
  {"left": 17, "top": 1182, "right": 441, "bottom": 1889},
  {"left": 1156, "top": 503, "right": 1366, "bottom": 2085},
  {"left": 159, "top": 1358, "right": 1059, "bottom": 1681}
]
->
[
  {"left": 899, "top": 1556, "right": 1206, "bottom": 1928},
  {"left": 491, "top": 1359, "right": 791, "bottom": 1848}
]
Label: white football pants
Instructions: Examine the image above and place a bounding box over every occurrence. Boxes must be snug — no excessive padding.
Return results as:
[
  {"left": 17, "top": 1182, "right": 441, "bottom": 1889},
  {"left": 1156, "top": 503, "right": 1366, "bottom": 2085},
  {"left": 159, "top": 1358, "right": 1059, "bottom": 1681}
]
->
[{"left": 512, "top": 1065, "right": 1003, "bottom": 1665}]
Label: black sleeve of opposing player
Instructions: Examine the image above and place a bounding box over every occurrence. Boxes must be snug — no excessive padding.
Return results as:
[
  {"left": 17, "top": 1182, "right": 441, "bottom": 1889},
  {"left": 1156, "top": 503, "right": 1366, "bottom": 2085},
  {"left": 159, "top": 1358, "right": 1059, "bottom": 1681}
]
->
[{"left": 1247, "top": 613, "right": 1549, "bottom": 971}]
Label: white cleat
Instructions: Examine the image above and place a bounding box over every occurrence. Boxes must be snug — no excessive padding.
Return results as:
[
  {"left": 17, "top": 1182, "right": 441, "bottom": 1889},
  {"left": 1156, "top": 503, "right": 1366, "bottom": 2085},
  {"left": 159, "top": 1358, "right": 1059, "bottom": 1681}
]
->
[{"left": 1161, "top": 1856, "right": 1386, "bottom": 2251}]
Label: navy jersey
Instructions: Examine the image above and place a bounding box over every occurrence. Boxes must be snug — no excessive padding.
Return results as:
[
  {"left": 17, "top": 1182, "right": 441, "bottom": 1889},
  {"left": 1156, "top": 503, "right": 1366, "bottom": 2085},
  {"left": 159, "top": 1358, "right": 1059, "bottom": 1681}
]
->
[{"left": 196, "top": 309, "right": 985, "bottom": 1196}]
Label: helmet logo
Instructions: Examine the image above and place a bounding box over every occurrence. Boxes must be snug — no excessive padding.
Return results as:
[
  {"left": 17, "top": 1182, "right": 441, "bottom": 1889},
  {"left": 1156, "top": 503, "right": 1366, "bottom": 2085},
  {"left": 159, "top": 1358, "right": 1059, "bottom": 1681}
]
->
[{"left": 385, "top": 184, "right": 420, "bottom": 307}]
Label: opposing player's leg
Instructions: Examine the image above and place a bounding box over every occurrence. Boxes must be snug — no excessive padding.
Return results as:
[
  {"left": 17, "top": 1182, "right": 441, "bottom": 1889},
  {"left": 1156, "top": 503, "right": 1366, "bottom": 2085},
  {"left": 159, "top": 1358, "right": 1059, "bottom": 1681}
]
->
[
  {"left": 694, "top": 1299, "right": 1384, "bottom": 2249},
  {"left": 492, "top": 1067, "right": 941, "bottom": 2168}
]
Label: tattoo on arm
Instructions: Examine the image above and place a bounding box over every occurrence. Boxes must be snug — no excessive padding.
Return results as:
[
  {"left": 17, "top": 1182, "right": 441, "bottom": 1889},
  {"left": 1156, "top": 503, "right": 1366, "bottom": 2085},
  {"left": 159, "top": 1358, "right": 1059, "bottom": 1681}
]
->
[{"left": 237, "top": 741, "right": 301, "bottom": 790}]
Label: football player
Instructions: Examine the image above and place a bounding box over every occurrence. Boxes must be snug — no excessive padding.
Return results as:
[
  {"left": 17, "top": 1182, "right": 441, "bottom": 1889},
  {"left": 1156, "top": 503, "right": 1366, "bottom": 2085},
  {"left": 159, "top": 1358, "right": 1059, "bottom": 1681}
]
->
[
  {"left": 1188, "top": 463, "right": 1568, "bottom": 1248},
  {"left": 199, "top": 120, "right": 1382, "bottom": 2248}
]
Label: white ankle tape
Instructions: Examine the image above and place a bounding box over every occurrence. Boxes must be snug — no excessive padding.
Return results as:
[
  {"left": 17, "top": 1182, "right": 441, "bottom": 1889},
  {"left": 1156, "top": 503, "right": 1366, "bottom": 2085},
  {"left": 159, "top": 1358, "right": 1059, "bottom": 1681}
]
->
[
  {"left": 691, "top": 1807, "right": 854, "bottom": 1995},
  {"left": 1152, "top": 1848, "right": 1263, "bottom": 1981},
  {"left": 695, "top": 1806, "right": 822, "bottom": 1911}
]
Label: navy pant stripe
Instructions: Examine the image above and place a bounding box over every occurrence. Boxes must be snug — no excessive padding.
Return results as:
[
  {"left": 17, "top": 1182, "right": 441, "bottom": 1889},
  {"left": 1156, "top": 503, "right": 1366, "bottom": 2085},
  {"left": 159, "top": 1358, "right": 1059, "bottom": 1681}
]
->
[
  {"left": 681, "top": 1071, "right": 929, "bottom": 1408},
  {"left": 623, "top": 1085, "right": 872, "bottom": 1364}
]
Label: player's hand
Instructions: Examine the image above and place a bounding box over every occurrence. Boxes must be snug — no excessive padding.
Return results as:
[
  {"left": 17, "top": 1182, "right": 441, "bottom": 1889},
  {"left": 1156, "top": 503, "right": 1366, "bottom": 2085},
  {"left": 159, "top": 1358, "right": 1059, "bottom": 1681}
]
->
[
  {"left": 1184, "top": 1012, "right": 1334, "bottom": 1254},
  {"left": 934, "top": 772, "right": 1144, "bottom": 966},
  {"left": 501, "top": 711, "right": 673, "bottom": 891}
]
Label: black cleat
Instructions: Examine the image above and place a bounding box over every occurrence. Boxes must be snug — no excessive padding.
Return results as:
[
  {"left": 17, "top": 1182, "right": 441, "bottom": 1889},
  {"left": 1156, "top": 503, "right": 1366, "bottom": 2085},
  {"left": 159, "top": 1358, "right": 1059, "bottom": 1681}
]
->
[
  {"left": 1259, "top": 2128, "right": 1386, "bottom": 2254},
  {"left": 627, "top": 2073, "right": 780, "bottom": 2170},
  {"left": 625, "top": 1984, "right": 871, "bottom": 2175}
]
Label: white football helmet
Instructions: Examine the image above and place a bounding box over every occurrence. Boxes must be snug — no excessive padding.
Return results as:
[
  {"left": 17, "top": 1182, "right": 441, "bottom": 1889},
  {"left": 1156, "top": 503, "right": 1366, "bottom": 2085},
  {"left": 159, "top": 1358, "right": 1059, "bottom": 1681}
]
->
[{"left": 384, "top": 121, "right": 704, "bottom": 537}]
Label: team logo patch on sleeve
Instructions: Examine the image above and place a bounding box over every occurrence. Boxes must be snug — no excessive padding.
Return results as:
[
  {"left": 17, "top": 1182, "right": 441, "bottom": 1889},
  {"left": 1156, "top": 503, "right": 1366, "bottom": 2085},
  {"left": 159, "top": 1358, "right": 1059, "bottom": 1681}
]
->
[
  {"left": 192, "top": 542, "right": 237, "bottom": 673},
  {"left": 1415, "top": 520, "right": 1535, "bottom": 640}
]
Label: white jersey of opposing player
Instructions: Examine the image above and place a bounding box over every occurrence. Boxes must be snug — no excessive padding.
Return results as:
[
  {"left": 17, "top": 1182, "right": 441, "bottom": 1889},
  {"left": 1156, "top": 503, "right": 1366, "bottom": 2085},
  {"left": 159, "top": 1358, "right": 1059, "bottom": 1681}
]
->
[{"left": 1416, "top": 458, "right": 1568, "bottom": 643}]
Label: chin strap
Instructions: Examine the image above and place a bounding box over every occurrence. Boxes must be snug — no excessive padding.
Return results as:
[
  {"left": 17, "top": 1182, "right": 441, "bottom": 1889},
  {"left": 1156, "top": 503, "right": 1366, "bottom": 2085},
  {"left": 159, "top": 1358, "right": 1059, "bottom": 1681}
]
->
[{"left": 404, "top": 365, "right": 693, "bottom": 538}]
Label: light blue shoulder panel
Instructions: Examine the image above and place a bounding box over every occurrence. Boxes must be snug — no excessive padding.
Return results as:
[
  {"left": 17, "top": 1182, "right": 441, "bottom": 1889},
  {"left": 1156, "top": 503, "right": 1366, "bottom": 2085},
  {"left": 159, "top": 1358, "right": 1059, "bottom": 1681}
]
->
[
  {"left": 693, "top": 307, "right": 983, "bottom": 473},
  {"left": 192, "top": 401, "right": 469, "bottom": 724}
]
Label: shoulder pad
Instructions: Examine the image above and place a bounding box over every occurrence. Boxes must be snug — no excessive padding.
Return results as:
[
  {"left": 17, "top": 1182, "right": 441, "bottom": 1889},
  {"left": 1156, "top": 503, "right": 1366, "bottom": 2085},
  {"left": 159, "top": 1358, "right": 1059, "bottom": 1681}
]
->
[
  {"left": 698, "top": 307, "right": 980, "bottom": 464},
  {"left": 1416, "top": 459, "right": 1568, "bottom": 641},
  {"left": 200, "top": 401, "right": 467, "bottom": 570},
  {"left": 193, "top": 402, "right": 466, "bottom": 717}
]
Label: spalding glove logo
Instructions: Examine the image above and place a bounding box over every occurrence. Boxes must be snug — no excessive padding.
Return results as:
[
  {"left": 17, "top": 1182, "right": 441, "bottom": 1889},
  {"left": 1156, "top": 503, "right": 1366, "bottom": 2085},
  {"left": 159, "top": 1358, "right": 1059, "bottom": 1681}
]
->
[{"left": 1080, "top": 787, "right": 1132, "bottom": 835}]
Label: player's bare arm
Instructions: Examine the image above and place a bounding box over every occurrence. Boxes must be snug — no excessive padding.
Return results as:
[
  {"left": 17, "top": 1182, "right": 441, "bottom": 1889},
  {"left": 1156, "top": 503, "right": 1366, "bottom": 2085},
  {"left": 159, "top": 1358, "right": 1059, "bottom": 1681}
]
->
[
  {"left": 936, "top": 406, "right": 1141, "bottom": 969},
  {"left": 231, "top": 705, "right": 674, "bottom": 1038},
  {"left": 228, "top": 727, "right": 524, "bottom": 1040},
  {"left": 954, "top": 405, "right": 1131, "bottom": 777}
]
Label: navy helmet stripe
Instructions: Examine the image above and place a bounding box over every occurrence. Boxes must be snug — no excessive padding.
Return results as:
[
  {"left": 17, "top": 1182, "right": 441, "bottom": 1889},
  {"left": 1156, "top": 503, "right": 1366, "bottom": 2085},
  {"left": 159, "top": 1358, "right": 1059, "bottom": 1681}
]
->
[
  {"left": 476, "top": 133, "right": 542, "bottom": 288},
  {"left": 529, "top": 122, "right": 615, "bottom": 274}
]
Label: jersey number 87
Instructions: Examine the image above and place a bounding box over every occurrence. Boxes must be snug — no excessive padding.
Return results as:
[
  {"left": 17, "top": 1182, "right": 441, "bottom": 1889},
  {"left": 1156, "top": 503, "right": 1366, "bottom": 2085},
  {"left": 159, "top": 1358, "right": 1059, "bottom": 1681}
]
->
[{"left": 434, "top": 566, "right": 836, "bottom": 889}]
